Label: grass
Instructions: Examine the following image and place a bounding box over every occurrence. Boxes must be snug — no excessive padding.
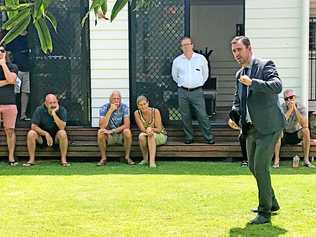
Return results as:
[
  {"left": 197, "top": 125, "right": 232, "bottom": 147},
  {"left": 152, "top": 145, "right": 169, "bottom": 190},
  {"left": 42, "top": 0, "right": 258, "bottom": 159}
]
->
[{"left": 0, "top": 160, "right": 315, "bottom": 237}]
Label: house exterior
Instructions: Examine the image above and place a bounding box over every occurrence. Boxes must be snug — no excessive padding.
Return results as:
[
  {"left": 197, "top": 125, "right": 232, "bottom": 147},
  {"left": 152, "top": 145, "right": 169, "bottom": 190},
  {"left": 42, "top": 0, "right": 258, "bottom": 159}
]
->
[
  {"left": 1, "top": 0, "right": 309, "bottom": 128},
  {"left": 89, "top": 0, "right": 310, "bottom": 127}
]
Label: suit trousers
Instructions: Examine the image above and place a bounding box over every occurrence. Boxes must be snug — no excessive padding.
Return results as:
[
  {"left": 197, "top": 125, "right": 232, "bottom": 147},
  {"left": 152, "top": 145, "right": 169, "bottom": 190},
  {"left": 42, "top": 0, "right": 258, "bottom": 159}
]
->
[
  {"left": 246, "top": 126, "right": 282, "bottom": 217},
  {"left": 178, "top": 87, "right": 213, "bottom": 141}
]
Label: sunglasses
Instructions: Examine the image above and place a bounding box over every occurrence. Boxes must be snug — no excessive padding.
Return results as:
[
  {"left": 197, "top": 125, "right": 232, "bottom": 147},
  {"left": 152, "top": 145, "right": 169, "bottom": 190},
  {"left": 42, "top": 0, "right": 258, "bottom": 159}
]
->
[
  {"left": 0, "top": 49, "right": 5, "bottom": 53},
  {"left": 284, "top": 95, "right": 294, "bottom": 101}
]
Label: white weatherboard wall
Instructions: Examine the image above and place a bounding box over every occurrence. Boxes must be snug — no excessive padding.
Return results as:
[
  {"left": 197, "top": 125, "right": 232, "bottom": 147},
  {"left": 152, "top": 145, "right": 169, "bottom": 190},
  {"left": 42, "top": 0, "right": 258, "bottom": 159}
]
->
[
  {"left": 90, "top": 2, "right": 129, "bottom": 127},
  {"left": 245, "top": 0, "right": 307, "bottom": 106}
]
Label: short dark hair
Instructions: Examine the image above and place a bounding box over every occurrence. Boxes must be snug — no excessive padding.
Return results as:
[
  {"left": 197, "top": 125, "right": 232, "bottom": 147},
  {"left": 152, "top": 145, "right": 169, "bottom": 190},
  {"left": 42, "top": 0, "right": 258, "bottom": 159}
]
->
[
  {"left": 231, "top": 36, "right": 251, "bottom": 48},
  {"left": 180, "top": 36, "right": 192, "bottom": 45}
]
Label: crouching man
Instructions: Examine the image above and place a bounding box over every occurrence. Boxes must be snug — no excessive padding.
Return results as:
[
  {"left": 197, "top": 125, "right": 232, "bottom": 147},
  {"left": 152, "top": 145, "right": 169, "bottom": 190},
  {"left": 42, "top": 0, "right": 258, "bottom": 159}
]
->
[{"left": 24, "top": 94, "right": 69, "bottom": 166}]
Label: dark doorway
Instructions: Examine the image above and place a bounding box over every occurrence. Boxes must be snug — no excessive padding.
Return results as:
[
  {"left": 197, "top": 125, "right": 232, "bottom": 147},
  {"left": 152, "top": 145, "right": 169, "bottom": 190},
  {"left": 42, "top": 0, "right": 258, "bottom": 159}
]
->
[
  {"left": 23, "top": 0, "right": 90, "bottom": 126},
  {"left": 190, "top": 0, "right": 244, "bottom": 124}
]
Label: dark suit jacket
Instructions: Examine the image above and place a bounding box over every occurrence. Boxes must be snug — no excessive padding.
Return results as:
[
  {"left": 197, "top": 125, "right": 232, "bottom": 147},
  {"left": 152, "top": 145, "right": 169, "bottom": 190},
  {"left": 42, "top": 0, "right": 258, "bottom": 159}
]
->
[{"left": 233, "top": 57, "right": 285, "bottom": 135}]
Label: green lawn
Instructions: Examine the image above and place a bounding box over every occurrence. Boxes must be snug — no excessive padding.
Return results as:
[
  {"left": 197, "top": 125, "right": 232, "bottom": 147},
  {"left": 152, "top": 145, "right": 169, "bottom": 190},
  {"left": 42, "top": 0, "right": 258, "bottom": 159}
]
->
[{"left": 0, "top": 161, "right": 315, "bottom": 237}]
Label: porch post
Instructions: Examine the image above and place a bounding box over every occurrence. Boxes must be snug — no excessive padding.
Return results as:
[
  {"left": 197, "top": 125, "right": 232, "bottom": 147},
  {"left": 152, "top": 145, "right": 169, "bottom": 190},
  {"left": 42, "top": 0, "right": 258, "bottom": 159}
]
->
[{"left": 302, "top": 0, "right": 309, "bottom": 111}]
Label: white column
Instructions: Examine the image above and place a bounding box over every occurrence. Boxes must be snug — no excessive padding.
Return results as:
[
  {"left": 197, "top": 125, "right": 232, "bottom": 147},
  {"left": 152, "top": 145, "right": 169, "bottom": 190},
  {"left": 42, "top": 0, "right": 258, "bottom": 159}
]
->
[{"left": 302, "top": 0, "right": 309, "bottom": 111}]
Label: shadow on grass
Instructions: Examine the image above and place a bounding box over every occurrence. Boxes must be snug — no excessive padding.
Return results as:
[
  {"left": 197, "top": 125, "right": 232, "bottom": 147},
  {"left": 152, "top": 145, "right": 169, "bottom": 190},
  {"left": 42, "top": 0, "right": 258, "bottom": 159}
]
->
[
  {"left": 0, "top": 160, "right": 315, "bottom": 176},
  {"left": 229, "top": 223, "right": 287, "bottom": 237}
]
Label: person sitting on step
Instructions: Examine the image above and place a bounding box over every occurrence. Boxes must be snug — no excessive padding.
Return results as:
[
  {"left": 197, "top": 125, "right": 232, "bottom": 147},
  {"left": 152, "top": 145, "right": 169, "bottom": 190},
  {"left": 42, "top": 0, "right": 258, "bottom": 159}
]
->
[
  {"left": 134, "top": 95, "right": 167, "bottom": 168},
  {"left": 24, "top": 93, "right": 69, "bottom": 167},
  {"left": 273, "top": 89, "right": 314, "bottom": 168},
  {"left": 97, "top": 90, "right": 135, "bottom": 166}
]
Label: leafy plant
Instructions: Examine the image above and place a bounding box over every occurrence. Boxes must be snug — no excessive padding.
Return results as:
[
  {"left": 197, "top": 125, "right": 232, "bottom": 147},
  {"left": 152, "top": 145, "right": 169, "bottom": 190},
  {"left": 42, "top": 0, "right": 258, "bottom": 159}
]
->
[
  {"left": 0, "top": 0, "right": 56, "bottom": 54},
  {"left": 81, "top": 0, "right": 153, "bottom": 26},
  {"left": 0, "top": 0, "right": 151, "bottom": 54}
]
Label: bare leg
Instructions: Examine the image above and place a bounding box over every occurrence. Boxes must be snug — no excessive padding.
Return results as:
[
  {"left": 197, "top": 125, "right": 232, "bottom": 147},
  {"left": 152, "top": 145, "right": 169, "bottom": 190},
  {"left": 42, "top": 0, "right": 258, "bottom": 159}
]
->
[
  {"left": 273, "top": 137, "right": 282, "bottom": 167},
  {"left": 122, "top": 128, "right": 133, "bottom": 163},
  {"left": 147, "top": 134, "right": 157, "bottom": 167},
  {"left": 139, "top": 133, "right": 149, "bottom": 162},
  {"left": 20, "top": 92, "right": 29, "bottom": 118},
  {"left": 56, "top": 130, "right": 68, "bottom": 164},
  {"left": 26, "top": 130, "right": 39, "bottom": 164},
  {"left": 300, "top": 128, "right": 310, "bottom": 163},
  {"left": 97, "top": 129, "right": 108, "bottom": 163},
  {"left": 5, "top": 128, "right": 16, "bottom": 162}
]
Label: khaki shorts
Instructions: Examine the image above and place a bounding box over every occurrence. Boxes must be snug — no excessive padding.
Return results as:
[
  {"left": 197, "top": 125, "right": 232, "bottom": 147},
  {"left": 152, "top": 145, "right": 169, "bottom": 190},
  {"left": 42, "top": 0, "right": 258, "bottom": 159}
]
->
[
  {"left": 107, "top": 133, "right": 123, "bottom": 145},
  {"left": 18, "top": 71, "right": 30, "bottom": 93},
  {"left": 0, "top": 105, "right": 17, "bottom": 128}
]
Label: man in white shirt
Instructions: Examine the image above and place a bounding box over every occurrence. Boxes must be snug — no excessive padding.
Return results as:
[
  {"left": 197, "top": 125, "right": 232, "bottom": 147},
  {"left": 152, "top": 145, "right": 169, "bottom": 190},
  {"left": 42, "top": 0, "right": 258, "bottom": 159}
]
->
[{"left": 172, "top": 37, "right": 214, "bottom": 144}]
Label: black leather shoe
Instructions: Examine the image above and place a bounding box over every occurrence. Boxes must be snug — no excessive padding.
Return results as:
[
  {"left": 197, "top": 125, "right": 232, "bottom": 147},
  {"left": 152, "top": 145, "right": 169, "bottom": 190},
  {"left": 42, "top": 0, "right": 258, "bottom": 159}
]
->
[
  {"left": 251, "top": 205, "right": 280, "bottom": 213},
  {"left": 206, "top": 139, "right": 215, "bottom": 144},
  {"left": 184, "top": 139, "right": 193, "bottom": 144},
  {"left": 249, "top": 215, "right": 271, "bottom": 224}
]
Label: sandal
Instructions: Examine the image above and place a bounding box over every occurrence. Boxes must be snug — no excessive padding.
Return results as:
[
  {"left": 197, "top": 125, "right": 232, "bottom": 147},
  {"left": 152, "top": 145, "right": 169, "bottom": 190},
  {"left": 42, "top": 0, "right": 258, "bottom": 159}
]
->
[
  {"left": 304, "top": 162, "right": 315, "bottom": 168},
  {"left": 61, "top": 162, "right": 70, "bottom": 167},
  {"left": 97, "top": 159, "right": 107, "bottom": 166},
  {"left": 126, "top": 158, "right": 135, "bottom": 165},
  {"left": 272, "top": 163, "right": 279, "bottom": 168},
  {"left": 138, "top": 160, "right": 148, "bottom": 165},
  {"left": 149, "top": 163, "right": 157, "bottom": 168},
  {"left": 8, "top": 161, "right": 18, "bottom": 166},
  {"left": 23, "top": 162, "right": 35, "bottom": 167}
]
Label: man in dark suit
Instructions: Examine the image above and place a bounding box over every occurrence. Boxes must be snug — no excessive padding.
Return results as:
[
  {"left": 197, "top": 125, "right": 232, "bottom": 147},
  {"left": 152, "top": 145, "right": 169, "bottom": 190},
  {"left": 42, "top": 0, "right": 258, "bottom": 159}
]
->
[{"left": 231, "top": 36, "right": 285, "bottom": 224}]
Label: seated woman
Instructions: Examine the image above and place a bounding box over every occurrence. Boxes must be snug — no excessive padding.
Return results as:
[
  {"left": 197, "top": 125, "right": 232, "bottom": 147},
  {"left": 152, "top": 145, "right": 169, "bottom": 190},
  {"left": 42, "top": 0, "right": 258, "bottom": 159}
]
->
[{"left": 134, "top": 95, "right": 167, "bottom": 168}]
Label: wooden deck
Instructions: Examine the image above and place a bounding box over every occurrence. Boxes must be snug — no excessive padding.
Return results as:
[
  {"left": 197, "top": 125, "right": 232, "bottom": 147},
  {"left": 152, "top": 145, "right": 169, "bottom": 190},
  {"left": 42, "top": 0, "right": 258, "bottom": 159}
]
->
[{"left": 1, "top": 126, "right": 315, "bottom": 159}]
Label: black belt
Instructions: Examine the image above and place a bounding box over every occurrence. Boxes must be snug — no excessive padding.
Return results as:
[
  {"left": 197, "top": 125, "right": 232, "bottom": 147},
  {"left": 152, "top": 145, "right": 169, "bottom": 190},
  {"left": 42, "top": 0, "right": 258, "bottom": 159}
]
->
[{"left": 180, "top": 86, "right": 202, "bottom": 91}]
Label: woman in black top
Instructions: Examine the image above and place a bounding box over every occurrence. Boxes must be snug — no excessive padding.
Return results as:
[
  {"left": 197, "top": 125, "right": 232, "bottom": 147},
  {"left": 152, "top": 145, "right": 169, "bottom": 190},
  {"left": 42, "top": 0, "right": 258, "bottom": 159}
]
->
[{"left": 0, "top": 45, "right": 18, "bottom": 166}]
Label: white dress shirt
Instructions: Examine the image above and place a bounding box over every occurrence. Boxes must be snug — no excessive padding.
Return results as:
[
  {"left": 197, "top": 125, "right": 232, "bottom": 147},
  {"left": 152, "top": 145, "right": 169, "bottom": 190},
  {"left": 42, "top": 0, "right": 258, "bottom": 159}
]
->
[{"left": 172, "top": 52, "right": 209, "bottom": 88}]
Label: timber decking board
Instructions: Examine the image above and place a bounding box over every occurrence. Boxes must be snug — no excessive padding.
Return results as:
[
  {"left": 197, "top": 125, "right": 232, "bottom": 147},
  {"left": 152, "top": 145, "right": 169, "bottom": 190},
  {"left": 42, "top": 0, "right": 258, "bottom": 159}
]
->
[{"left": 0, "top": 127, "right": 314, "bottom": 159}]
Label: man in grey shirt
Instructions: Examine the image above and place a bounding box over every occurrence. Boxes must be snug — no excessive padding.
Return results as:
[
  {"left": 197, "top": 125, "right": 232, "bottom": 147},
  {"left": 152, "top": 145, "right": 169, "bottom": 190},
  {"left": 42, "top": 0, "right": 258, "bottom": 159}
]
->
[
  {"left": 273, "top": 89, "right": 314, "bottom": 168},
  {"left": 171, "top": 36, "right": 214, "bottom": 144}
]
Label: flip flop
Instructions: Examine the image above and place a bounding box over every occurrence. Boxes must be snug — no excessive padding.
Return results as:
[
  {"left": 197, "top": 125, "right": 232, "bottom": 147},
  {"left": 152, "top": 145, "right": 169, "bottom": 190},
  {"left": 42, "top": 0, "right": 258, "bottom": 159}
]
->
[
  {"left": 8, "top": 161, "right": 18, "bottom": 166},
  {"left": 138, "top": 160, "right": 148, "bottom": 165},
  {"left": 126, "top": 159, "right": 135, "bottom": 165},
  {"left": 97, "top": 160, "right": 107, "bottom": 166},
  {"left": 23, "top": 162, "right": 35, "bottom": 167},
  {"left": 304, "top": 162, "right": 315, "bottom": 168},
  {"left": 61, "top": 162, "right": 71, "bottom": 167}
]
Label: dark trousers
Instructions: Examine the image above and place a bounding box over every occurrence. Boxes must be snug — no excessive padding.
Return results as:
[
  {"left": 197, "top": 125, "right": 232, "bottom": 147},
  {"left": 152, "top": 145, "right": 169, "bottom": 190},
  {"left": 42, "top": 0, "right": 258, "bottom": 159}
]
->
[
  {"left": 239, "top": 133, "right": 247, "bottom": 160},
  {"left": 246, "top": 126, "right": 281, "bottom": 217},
  {"left": 178, "top": 87, "right": 213, "bottom": 141}
]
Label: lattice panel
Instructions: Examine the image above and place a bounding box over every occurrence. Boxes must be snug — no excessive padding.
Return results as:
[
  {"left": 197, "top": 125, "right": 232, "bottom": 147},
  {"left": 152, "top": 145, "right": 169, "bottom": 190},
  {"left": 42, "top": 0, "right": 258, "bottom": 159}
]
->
[
  {"left": 29, "top": 1, "right": 90, "bottom": 125},
  {"left": 130, "top": 0, "right": 185, "bottom": 125}
]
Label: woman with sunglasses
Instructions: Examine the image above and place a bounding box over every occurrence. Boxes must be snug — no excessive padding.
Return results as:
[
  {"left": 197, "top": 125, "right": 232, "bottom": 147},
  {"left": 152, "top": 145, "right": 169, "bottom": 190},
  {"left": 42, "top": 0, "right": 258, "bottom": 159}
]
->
[
  {"left": 0, "top": 45, "right": 19, "bottom": 166},
  {"left": 134, "top": 95, "right": 167, "bottom": 168}
]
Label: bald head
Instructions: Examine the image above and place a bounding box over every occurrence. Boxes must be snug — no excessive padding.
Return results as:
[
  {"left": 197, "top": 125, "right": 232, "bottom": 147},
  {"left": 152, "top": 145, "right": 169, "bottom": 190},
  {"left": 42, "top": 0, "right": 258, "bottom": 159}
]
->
[{"left": 45, "top": 94, "right": 59, "bottom": 110}]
